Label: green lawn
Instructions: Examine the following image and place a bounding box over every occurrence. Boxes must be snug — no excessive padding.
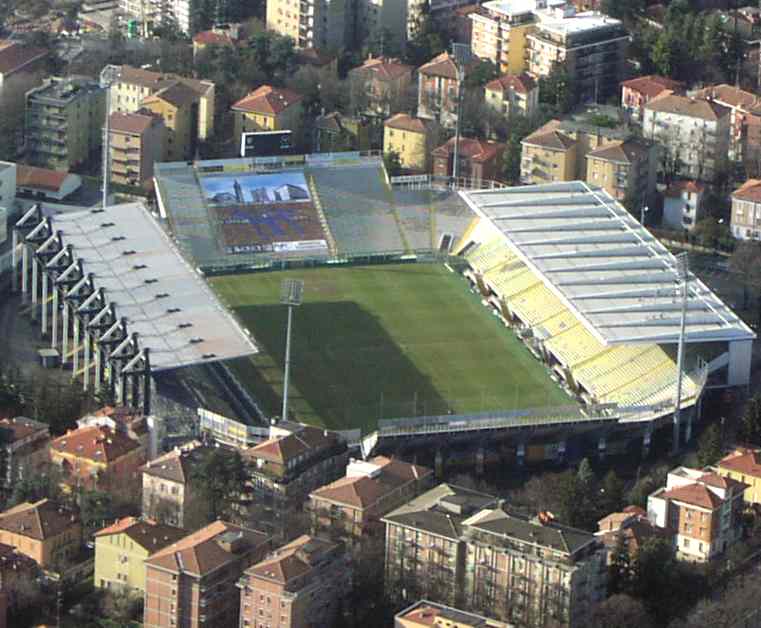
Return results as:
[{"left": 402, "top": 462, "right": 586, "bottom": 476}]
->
[{"left": 211, "top": 263, "right": 572, "bottom": 432}]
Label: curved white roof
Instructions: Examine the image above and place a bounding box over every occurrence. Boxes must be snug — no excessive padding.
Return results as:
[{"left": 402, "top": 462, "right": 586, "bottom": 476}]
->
[{"left": 460, "top": 182, "right": 755, "bottom": 345}]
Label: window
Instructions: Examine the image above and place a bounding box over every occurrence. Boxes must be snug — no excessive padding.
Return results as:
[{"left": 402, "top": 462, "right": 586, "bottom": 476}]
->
[{"left": 684, "top": 538, "right": 690, "bottom": 548}]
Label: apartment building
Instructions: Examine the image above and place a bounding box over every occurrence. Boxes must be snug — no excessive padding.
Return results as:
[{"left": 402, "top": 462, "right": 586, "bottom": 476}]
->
[
  {"left": 520, "top": 119, "right": 577, "bottom": 183},
  {"left": 94, "top": 517, "right": 186, "bottom": 592},
  {"left": 308, "top": 456, "right": 434, "bottom": 552},
  {"left": 526, "top": 6, "right": 628, "bottom": 105},
  {"left": 663, "top": 180, "right": 706, "bottom": 232},
  {"left": 0, "top": 499, "right": 81, "bottom": 569},
  {"left": 484, "top": 73, "right": 538, "bottom": 119},
  {"left": 266, "top": 0, "right": 353, "bottom": 50},
  {"left": 694, "top": 83, "right": 761, "bottom": 163},
  {"left": 418, "top": 52, "right": 468, "bottom": 127},
  {"left": 242, "top": 422, "right": 349, "bottom": 542},
  {"left": 647, "top": 466, "right": 746, "bottom": 562},
  {"left": 469, "top": 0, "right": 537, "bottom": 74},
  {"left": 731, "top": 178, "right": 761, "bottom": 239},
  {"left": 383, "top": 484, "right": 608, "bottom": 627},
  {"left": 642, "top": 93, "right": 730, "bottom": 182},
  {"left": 396, "top": 600, "right": 511, "bottom": 627},
  {"left": 432, "top": 136, "right": 505, "bottom": 182},
  {"left": 25, "top": 76, "right": 105, "bottom": 171},
  {"left": 348, "top": 56, "right": 415, "bottom": 117},
  {"left": 120, "top": 0, "right": 194, "bottom": 34},
  {"left": 620, "top": 75, "right": 684, "bottom": 124},
  {"left": 49, "top": 423, "right": 146, "bottom": 493},
  {"left": 106, "top": 65, "right": 215, "bottom": 143},
  {"left": 0, "top": 417, "right": 50, "bottom": 488},
  {"left": 0, "top": 41, "right": 48, "bottom": 114},
  {"left": 238, "top": 535, "right": 350, "bottom": 628},
  {"left": 232, "top": 86, "right": 304, "bottom": 150},
  {"left": 585, "top": 137, "right": 657, "bottom": 206},
  {"left": 716, "top": 447, "right": 761, "bottom": 506},
  {"left": 109, "top": 110, "right": 165, "bottom": 188},
  {"left": 596, "top": 505, "right": 672, "bottom": 562},
  {"left": 142, "top": 441, "right": 210, "bottom": 529},
  {"left": 141, "top": 82, "right": 200, "bottom": 162},
  {"left": 383, "top": 113, "right": 434, "bottom": 172},
  {"left": 143, "top": 521, "right": 271, "bottom": 628}
]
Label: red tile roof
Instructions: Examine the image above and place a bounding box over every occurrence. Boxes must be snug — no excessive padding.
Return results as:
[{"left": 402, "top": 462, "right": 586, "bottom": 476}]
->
[
  {"left": 0, "top": 42, "right": 47, "bottom": 77},
  {"left": 246, "top": 535, "right": 337, "bottom": 585},
  {"left": 15, "top": 165, "right": 69, "bottom": 193},
  {"left": 718, "top": 448, "right": 761, "bottom": 477},
  {"left": 141, "top": 444, "right": 208, "bottom": 484},
  {"left": 384, "top": 113, "right": 430, "bottom": 134},
  {"left": 244, "top": 425, "right": 338, "bottom": 465},
  {"left": 661, "top": 483, "right": 723, "bottom": 510},
  {"left": 418, "top": 52, "right": 460, "bottom": 80},
  {"left": 351, "top": 56, "right": 413, "bottom": 81},
  {"left": 95, "top": 516, "right": 186, "bottom": 552},
  {"left": 485, "top": 72, "right": 536, "bottom": 95},
  {"left": 733, "top": 178, "right": 761, "bottom": 202},
  {"left": 232, "top": 85, "right": 303, "bottom": 115},
  {"left": 645, "top": 93, "right": 730, "bottom": 121},
  {"left": 522, "top": 119, "right": 576, "bottom": 150},
  {"left": 432, "top": 137, "right": 505, "bottom": 163},
  {"left": 621, "top": 74, "right": 684, "bottom": 99},
  {"left": 144, "top": 81, "right": 199, "bottom": 108},
  {"left": 666, "top": 179, "right": 705, "bottom": 196},
  {"left": 50, "top": 425, "right": 141, "bottom": 463},
  {"left": 192, "top": 30, "right": 234, "bottom": 46},
  {"left": 109, "top": 110, "right": 161, "bottom": 135},
  {"left": 0, "top": 499, "right": 79, "bottom": 541},
  {"left": 695, "top": 84, "right": 761, "bottom": 112},
  {"left": 586, "top": 138, "right": 651, "bottom": 164},
  {"left": 0, "top": 417, "right": 48, "bottom": 443}
]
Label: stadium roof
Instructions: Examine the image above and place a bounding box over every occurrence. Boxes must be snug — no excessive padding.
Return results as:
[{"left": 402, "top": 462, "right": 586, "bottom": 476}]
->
[
  {"left": 50, "top": 202, "right": 258, "bottom": 371},
  {"left": 459, "top": 182, "right": 755, "bottom": 345}
]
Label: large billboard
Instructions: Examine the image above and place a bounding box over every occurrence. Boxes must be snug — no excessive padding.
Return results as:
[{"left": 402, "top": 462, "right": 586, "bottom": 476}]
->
[{"left": 201, "top": 171, "right": 311, "bottom": 207}]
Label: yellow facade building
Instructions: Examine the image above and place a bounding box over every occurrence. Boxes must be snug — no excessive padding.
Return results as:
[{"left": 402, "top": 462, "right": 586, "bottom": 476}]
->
[
  {"left": 585, "top": 138, "right": 657, "bottom": 205},
  {"left": 383, "top": 113, "right": 432, "bottom": 172},
  {"left": 94, "top": 517, "right": 186, "bottom": 592},
  {"left": 469, "top": 1, "right": 536, "bottom": 75},
  {"left": 520, "top": 119, "right": 577, "bottom": 184},
  {"left": 141, "top": 83, "right": 199, "bottom": 162},
  {"left": 231, "top": 85, "right": 304, "bottom": 151},
  {"left": 716, "top": 448, "right": 761, "bottom": 506}
]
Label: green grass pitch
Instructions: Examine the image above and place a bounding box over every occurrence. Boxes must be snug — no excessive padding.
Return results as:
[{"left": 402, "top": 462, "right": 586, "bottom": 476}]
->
[{"left": 211, "top": 263, "right": 573, "bottom": 433}]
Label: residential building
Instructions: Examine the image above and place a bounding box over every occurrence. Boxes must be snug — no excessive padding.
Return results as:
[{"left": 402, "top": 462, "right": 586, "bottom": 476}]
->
[
  {"left": 238, "top": 535, "right": 350, "bottom": 628},
  {"left": 142, "top": 441, "right": 210, "bottom": 529},
  {"left": 716, "top": 447, "right": 761, "bottom": 506},
  {"left": 25, "top": 76, "right": 105, "bottom": 171},
  {"left": 143, "top": 520, "right": 271, "bottom": 628},
  {"left": 526, "top": 7, "right": 628, "bottom": 105},
  {"left": 49, "top": 423, "right": 146, "bottom": 493},
  {"left": 585, "top": 137, "right": 657, "bottom": 206},
  {"left": 308, "top": 456, "right": 434, "bottom": 552},
  {"left": 395, "top": 600, "right": 511, "bottom": 627},
  {"left": 484, "top": 72, "right": 538, "bottom": 119},
  {"left": 109, "top": 110, "right": 166, "bottom": 188},
  {"left": 15, "top": 165, "right": 82, "bottom": 201},
  {"left": 418, "top": 52, "right": 469, "bottom": 127},
  {"left": 120, "top": 0, "right": 194, "bottom": 34},
  {"left": 694, "top": 83, "right": 761, "bottom": 163},
  {"left": 242, "top": 422, "right": 349, "bottom": 542},
  {"left": 383, "top": 484, "right": 608, "bottom": 627},
  {"left": 455, "top": 4, "right": 480, "bottom": 46},
  {"left": 0, "top": 542, "right": 40, "bottom": 601},
  {"left": 596, "top": 505, "right": 672, "bottom": 562},
  {"left": 0, "top": 499, "right": 81, "bottom": 569},
  {"left": 0, "top": 41, "right": 48, "bottom": 116},
  {"left": 315, "top": 111, "right": 370, "bottom": 152},
  {"left": 469, "top": 0, "right": 537, "bottom": 74},
  {"left": 94, "top": 517, "right": 186, "bottom": 592},
  {"left": 348, "top": 56, "right": 415, "bottom": 117},
  {"left": 192, "top": 28, "right": 237, "bottom": 57},
  {"left": 642, "top": 93, "right": 731, "bottom": 182},
  {"left": 731, "top": 178, "right": 761, "bottom": 240},
  {"left": 0, "top": 417, "right": 50, "bottom": 488},
  {"left": 232, "top": 85, "right": 304, "bottom": 149},
  {"left": 621, "top": 75, "right": 684, "bottom": 124},
  {"left": 520, "top": 119, "right": 577, "bottom": 183},
  {"left": 647, "top": 466, "right": 746, "bottom": 562},
  {"left": 383, "top": 113, "right": 434, "bottom": 172},
  {"left": 432, "top": 136, "right": 505, "bottom": 182},
  {"left": 266, "top": 0, "right": 353, "bottom": 50},
  {"left": 662, "top": 180, "right": 706, "bottom": 232},
  {"left": 76, "top": 405, "right": 163, "bottom": 461},
  {"left": 106, "top": 65, "right": 215, "bottom": 143},
  {"left": 141, "top": 82, "right": 200, "bottom": 162}
]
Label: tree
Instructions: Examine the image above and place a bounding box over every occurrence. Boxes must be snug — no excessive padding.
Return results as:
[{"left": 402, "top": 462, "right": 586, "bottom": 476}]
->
[
  {"left": 191, "top": 448, "right": 247, "bottom": 521},
  {"left": 577, "top": 457, "right": 595, "bottom": 486},
  {"left": 538, "top": 62, "right": 573, "bottom": 115},
  {"left": 608, "top": 534, "right": 632, "bottom": 595},
  {"left": 501, "top": 135, "right": 522, "bottom": 184},
  {"left": 404, "top": 2, "right": 448, "bottom": 67},
  {"left": 383, "top": 151, "right": 403, "bottom": 177},
  {"left": 730, "top": 241, "right": 761, "bottom": 311},
  {"left": 590, "top": 594, "right": 655, "bottom": 628},
  {"left": 600, "top": 469, "right": 625, "bottom": 515},
  {"left": 696, "top": 423, "right": 723, "bottom": 467},
  {"left": 463, "top": 60, "right": 498, "bottom": 90},
  {"left": 739, "top": 394, "right": 761, "bottom": 446}
]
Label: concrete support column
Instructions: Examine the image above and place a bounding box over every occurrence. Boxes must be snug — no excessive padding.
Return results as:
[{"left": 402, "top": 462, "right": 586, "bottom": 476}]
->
[
  {"left": 62, "top": 304, "right": 69, "bottom": 366},
  {"left": 31, "top": 257, "right": 38, "bottom": 308},
  {"left": 94, "top": 344, "right": 102, "bottom": 389},
  {"left": 11, "top": 230, "right": 18, "bottom": 292},
  {"left": 118, "top": 372, "right": 127, "bottom": 405},
  {"left": 685, "top": 415, "right": 693, "bottom": 443},
  {"left": 475, "top": 446, "right": 485, "bottom": 476},
  {"left": 41, "top": 272, "right": 48, "bottom": 336},
  {"left": 51, "top": 289, "right": 59, "bottom": 349},
  {"left": 673, "top": 414, "right": 680, "bottom": 454},
  {"left": 557, "top": 440, "right": 567, "bottom": 463},
  {"left": 642, "top": 427, "right": 652, "bottom": 458},
  {"left": 83, "top": 331, "right": 90, "bottom": 391},
  {"left": 21, "top": 245, "right": 29, "bottom": 301},
  {"left": 435, "top": 449, "right": 444, "bottom": 478},
  {"left": 598, "top": 435, "right": 607, "bottom": 460},
  {"left": 516, "top": 443, "right": 525, "bottom": 467},
  {"left": 72, "top": 316, "right": 79, "bottom": 378}
]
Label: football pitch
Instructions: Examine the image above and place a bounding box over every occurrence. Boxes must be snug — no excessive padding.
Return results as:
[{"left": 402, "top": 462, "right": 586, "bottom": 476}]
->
[{"left": 211, "top": 263, "right": 573, "bottom": 432}]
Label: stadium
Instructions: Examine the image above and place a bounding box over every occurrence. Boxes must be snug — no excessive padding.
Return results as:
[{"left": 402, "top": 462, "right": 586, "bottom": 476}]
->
[{"left": 11, "top": 152, "right": 756, "bottom": 463}]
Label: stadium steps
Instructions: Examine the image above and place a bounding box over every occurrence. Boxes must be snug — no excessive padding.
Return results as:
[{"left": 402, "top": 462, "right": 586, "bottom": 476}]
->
[
  {"left": 575, "top": 345, "right": 672, "bottom": 399},
  {"left": 306, "top": 174, "right": 338, "bottom": 256},
  {"left": 544, "top": 324, "right": 606, "bottom": 368},
  {"left": 381, "top": 175, "right": 412, "bottom": 253},
  {"left": 453, "top": 218, "right": 481, "bottom": 255}
]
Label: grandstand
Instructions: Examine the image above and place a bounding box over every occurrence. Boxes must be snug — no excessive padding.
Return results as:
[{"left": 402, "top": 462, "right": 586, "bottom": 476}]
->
[{"left": 456, "top": 182, "right": 755, "bottom": 426}]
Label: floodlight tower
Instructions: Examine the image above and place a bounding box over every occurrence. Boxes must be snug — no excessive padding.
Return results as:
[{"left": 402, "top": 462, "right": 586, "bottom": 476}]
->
[
  {"left": 99, "top": 66, "right": 122, "bottom": 209},
  {"left": 672, "top": 252, "right": 689, "bottom": 454},
  {"left": 280, "top": 278, "right": 304, "bottom": 423},
  {"left": 450, "top": 43, "right": 472, "bottom": 185}
]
